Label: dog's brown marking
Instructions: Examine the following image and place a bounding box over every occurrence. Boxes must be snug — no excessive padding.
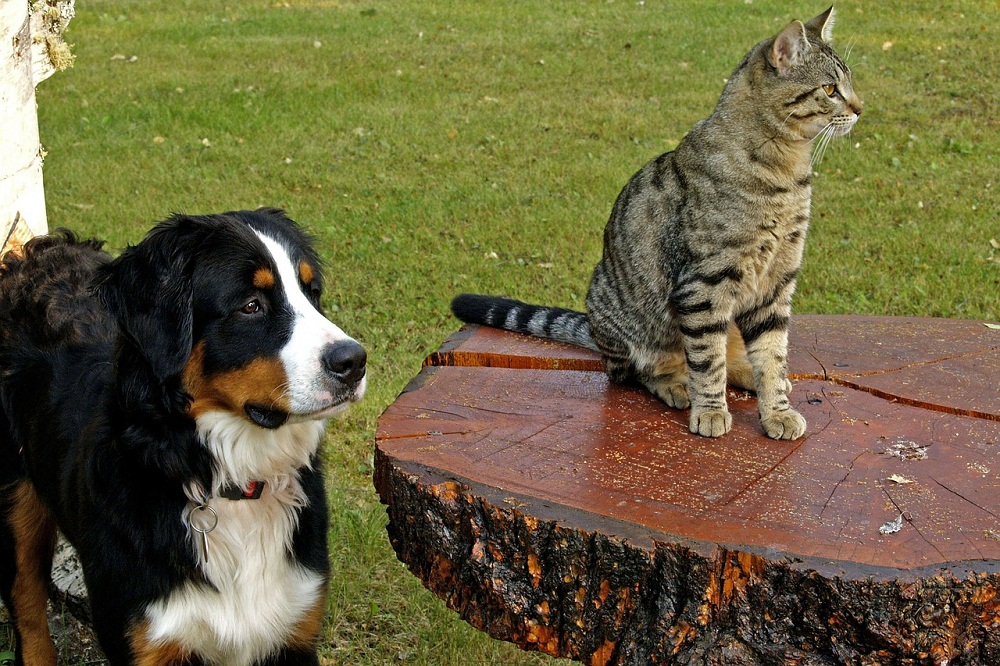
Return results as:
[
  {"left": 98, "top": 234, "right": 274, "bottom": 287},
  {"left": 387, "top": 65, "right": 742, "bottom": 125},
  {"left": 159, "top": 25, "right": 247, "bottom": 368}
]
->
[
  {"left": 253, "top": 267, "right": 275, "bottom": 290},
  {"left": 183, "top": 341, "right": 290, "bottom": 419},
  {"left": 129, "top": 621, "right": 194, "bottom": 666},
  {"left": 286, "top": 583, "right": 328, "bottom": 650},
  {"left": 297, "top": 260, "right": 314, "bottom": 287},
  {"left": 7, "top": 480, "right": 58, "bottom": 666}
]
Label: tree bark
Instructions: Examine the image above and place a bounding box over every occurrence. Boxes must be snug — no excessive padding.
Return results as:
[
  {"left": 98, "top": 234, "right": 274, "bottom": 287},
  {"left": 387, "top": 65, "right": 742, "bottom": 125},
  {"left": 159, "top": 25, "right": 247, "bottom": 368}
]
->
[
  {"left": 377, "top": 459, "right": 1000, "bottom": 666},
  {"left": 1, "top": 0, "right": 75, "bottom": 257}
]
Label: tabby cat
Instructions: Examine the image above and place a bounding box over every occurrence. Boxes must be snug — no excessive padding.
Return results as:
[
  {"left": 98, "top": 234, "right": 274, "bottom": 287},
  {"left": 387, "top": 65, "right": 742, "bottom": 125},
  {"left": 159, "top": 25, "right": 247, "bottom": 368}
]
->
[{"left": 452, "top": 7, "right": 861, "bottom": 440}]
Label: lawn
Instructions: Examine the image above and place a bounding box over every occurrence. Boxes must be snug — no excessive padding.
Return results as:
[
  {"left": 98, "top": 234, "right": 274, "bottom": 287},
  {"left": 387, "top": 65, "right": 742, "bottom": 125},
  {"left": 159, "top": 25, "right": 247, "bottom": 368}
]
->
[{"left": 8, "top": 0, "right": 1000, "bottom": 663}]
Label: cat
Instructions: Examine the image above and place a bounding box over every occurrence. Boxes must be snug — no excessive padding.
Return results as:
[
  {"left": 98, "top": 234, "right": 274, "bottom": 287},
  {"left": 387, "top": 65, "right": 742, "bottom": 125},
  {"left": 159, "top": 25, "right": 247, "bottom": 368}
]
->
[{"left": 451, "top": 6, "right": 862, "bottom": 440}]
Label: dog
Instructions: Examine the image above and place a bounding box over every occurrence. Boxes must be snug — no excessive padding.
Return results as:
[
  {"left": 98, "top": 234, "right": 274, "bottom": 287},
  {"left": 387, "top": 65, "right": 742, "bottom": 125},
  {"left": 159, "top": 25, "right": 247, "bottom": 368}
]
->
[{"left": 0, "top": 208, "right": 367, "bottom": 665}]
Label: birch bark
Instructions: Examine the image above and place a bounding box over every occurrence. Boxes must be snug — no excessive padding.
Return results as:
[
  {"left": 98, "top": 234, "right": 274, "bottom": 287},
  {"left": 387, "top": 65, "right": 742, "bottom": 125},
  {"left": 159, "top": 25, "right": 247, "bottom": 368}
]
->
[{"left": 1, "top": 0, "right": 74, "bottom": 257}]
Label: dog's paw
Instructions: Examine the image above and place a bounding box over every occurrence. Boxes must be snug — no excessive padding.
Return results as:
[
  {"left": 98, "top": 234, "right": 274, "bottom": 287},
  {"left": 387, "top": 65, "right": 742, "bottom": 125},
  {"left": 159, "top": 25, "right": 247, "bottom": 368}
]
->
[
  {"left": 761, "top": 409, "right": 806, "bottom": 440},
  {"left": 690, "top": 408, "right": 732, "bottom": 438}
]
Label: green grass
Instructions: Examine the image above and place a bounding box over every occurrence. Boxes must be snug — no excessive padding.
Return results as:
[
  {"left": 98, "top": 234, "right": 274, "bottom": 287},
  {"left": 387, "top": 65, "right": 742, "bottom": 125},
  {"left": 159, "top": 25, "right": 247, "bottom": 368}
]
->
[{"left": 8, "top": 0, "right": 999, "bottom": 663}]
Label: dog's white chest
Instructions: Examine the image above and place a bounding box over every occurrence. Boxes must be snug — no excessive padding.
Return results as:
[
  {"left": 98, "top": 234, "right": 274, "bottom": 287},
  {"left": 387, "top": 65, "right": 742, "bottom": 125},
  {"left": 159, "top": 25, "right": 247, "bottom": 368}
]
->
[{"left": 144, "top": 486, "right": 322, "bottom": 666}]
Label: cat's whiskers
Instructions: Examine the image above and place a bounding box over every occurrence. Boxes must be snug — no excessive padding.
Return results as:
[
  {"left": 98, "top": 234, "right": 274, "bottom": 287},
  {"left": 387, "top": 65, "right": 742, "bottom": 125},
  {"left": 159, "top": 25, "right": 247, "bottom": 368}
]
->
[
  {"left": 809, "top": 123, "right": 837, "bottom": 167},
  {"left": 818, "top": 129, "right": 837, "bottom": 166},
  {"left": 805, "top": 124, "right": 829, "bottom": 148},
  {"left": 809, "top": 125, "right": 833, "bottom": 168}
]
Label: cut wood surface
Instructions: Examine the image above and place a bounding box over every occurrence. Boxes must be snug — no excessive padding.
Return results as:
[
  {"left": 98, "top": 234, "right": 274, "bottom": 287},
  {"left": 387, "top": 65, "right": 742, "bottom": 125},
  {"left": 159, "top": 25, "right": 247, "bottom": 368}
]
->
[{"left": 375, "top": 316, "right": 1000, "bottom": 665}]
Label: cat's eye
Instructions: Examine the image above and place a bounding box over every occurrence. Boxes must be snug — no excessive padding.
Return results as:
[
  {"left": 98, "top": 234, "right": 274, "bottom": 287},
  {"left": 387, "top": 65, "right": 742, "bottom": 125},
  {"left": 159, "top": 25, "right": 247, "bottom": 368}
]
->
[{"left": 822, "top": 83, "right": 837, "bottom": 97}]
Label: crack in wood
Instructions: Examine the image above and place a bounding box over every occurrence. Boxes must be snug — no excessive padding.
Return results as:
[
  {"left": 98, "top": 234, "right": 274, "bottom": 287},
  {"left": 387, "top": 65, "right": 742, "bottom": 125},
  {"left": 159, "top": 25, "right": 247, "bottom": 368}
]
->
[
  {"left": 825, "top": 345, "right": 997, "bottom": 380},
  {"left": 805, "top": 349, "right": 828, "bottom": 379},
  {"left": 720, "top": 436, "right": 808, "bottom": 508},
  {"left": 820, "top": 445, "right": 868, "bottom": 518},
  {"left": 827, "top": 376, "right": 998, "bottom": 422},
  {"left": 376, "top": 428, "right": 474, "bottom": 441},
  {"left": 878, "top": 482, "right": 948, "bottom": 562},
  {"left": 930, "top": 477, "right": 999, "bottom": 520}
]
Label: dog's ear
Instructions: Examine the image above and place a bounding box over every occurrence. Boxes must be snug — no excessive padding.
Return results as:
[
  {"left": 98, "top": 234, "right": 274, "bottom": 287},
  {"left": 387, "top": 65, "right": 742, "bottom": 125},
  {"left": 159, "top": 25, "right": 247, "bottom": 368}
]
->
[{"left": 95, "top": 215, "right": 207, "bottom": 382}]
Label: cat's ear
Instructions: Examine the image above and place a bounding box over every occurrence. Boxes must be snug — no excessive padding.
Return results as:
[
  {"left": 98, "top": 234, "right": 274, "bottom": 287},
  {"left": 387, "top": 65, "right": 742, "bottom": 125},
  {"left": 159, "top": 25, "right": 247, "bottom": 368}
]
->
[
  {"left": 803, "top": 6, "right": 836, "bottom": 44},
  {"left": 769, "top": 20, "right": 810, "bottom": 77}
]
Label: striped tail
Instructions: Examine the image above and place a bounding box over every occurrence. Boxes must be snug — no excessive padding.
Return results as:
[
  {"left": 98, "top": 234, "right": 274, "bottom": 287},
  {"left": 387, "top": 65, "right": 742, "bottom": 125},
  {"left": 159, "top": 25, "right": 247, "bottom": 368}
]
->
[{"left": 450, "top": 293, "right": 599, "bottom": 352}]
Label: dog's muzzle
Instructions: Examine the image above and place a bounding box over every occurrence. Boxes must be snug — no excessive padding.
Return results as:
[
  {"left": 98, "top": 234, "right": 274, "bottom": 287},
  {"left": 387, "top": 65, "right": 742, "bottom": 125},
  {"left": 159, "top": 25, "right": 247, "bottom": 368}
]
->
[{"left": 244, "top": 339, "right": 367, "bottom": 429}]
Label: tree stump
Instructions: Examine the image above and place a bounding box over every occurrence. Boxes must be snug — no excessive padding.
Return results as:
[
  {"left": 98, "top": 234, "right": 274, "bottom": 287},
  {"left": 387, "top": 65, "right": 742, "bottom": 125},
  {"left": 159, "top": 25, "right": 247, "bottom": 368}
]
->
[{"left": 374, "top": 316, "right": 1000, "bottom": 665}]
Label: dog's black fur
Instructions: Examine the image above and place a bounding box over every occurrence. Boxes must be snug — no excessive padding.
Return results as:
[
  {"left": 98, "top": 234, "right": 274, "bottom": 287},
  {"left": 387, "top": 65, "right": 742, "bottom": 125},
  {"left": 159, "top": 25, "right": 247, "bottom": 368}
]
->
[{"left": 0, "top": 209, "right": 366, "bottom": 665}]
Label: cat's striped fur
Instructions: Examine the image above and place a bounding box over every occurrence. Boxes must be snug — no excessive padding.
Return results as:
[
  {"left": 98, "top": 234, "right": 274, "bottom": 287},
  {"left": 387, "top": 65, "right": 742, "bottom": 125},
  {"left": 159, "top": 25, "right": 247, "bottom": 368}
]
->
[{"left": 452, "top": 7, "right": 861, "bottom": 439}]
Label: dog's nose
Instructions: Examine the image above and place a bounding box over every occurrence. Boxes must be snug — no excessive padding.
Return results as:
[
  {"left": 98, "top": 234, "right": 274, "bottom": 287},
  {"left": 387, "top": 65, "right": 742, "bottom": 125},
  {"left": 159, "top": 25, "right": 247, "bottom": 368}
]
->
[{"left": 322, "top": 340, "right": 367, "bottom": 385}]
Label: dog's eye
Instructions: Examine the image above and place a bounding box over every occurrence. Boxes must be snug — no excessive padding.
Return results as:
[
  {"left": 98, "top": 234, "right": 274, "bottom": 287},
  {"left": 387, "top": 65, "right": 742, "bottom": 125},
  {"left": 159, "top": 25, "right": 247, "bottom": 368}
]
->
[{"left": 240, "top": 299, "right": 262, "bottom": 315}]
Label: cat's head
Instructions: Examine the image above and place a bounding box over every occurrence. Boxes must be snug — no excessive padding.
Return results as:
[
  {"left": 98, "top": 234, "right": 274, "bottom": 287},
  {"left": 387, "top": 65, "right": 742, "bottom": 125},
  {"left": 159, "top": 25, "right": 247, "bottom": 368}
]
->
[{"left": 748, "top": 6, "right": 863, "bottom": 142}]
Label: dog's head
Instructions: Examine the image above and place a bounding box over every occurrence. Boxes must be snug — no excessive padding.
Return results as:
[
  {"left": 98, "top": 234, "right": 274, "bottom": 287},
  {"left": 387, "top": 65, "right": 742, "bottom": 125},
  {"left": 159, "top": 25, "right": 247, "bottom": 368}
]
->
[{"left": 96, "top": 208, "right": 366, "bottom": 430}]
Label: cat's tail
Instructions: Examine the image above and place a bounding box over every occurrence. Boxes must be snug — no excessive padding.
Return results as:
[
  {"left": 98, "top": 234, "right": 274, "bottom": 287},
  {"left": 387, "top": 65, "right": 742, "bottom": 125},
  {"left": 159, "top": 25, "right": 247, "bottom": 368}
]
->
[{"left": 450, "top": 293, "right": 600, "bottom": 352}]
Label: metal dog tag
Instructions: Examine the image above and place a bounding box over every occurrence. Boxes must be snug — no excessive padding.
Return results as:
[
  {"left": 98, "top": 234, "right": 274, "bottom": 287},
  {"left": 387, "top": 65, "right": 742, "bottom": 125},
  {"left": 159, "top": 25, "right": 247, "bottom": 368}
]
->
[{"left": 187, "top": 503, "right": 218, "bottom": 565}]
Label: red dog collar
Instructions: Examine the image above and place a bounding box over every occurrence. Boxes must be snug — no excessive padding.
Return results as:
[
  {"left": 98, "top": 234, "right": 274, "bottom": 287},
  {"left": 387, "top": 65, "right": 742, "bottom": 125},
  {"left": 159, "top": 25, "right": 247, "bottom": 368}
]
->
[{"left": 218, "top": 480, "right": 265, "bottom": 500}]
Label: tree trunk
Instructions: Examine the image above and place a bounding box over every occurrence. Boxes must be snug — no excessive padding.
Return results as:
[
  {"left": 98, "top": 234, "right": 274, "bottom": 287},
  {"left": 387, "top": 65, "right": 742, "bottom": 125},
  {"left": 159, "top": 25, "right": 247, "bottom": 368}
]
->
[{"left": 1, "top": 0, "right": 75, "bottom": 258}]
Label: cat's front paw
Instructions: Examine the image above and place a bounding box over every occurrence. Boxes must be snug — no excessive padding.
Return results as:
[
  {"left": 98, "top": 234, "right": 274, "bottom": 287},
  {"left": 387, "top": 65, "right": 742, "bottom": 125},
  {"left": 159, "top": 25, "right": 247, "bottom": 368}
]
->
[
  {"left": 690, "top": 408, "right": 732, "bottom": 437},
  {"left": 761, "top": 409, "right": 806, "bottom": 440}
]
